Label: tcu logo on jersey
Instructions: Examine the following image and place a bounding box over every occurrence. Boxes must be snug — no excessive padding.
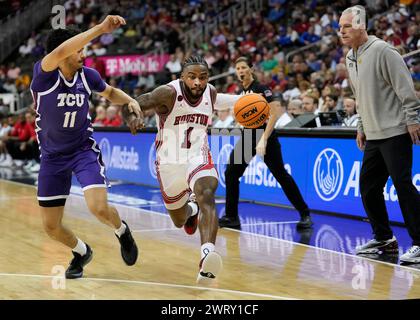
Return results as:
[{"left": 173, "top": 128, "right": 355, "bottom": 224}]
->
[{"left": 57, "top": 93, "right": 85, "bottom": 107}]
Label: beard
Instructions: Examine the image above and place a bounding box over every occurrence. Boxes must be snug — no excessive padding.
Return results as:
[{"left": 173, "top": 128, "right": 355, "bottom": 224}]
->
[{"left": 185, "top": 85, "right": 204, "bottom": 99}]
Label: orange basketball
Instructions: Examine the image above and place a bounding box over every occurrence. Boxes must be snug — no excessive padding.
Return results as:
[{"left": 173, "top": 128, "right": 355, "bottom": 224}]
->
[{"left": 234, "top": 93, "right": 270, "bottom": 129}]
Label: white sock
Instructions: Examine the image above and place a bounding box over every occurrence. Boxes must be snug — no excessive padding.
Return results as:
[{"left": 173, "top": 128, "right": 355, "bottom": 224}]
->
[
  {"left": 115, "top": 221, "right": 127, "bottom": 237},
  {"left": 72, "top": 238, "right": 87, "bottom": 256},
  {"left": 188, "top": 201, "right": 199, "bottom": 217},
  {"left": 201, "top": 242, "right": 215, "bottom": 260}
]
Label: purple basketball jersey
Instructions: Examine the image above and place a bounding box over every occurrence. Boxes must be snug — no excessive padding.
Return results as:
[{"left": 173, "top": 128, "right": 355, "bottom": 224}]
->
[{"left": 30, "top": 61, "right": 106, "bottom": 155}]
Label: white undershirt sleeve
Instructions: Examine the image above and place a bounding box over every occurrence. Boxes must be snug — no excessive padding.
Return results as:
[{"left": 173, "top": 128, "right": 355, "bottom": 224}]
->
[{"left": 214, "top": 93, "right": 241, "bottom": 111}]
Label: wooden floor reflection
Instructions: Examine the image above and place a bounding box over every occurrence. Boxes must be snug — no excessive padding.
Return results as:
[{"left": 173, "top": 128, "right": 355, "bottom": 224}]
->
[{"left": 1, "top": 180, "right": 419, "bottom": 300}]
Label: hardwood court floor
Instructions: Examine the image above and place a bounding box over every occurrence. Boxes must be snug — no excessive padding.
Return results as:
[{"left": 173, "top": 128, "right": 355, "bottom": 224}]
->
[{"left": 1, "top": 179, "right": 420, "bottom": 300}]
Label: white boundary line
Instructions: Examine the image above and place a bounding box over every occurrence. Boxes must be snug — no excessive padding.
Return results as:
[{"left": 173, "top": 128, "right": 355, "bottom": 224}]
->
[
  {"left": 0, "top": 272, "right": 296, "bottom": 300},
  {"left": 2, "top": 179, "right": 420, "bottom": 274},
  {"left": 241, "top": 221, "right": 300, "bottom": 226},
  {"left": 132, "top": 227, "right": 179, "bottom": 233}
]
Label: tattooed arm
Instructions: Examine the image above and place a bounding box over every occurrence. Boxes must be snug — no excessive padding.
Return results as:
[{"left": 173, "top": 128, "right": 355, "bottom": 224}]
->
[{"left": 122, "top": 85, "right": 176, "bottom": 135}]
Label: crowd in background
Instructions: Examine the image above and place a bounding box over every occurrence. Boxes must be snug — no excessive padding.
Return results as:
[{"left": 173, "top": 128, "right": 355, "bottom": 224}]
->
[{"left": 0, "top": 0, "right": 419, "bottom": 168}]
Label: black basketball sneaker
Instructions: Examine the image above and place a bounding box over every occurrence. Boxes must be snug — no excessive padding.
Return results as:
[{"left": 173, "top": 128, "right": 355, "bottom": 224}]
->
[
  {"left": 116, "top": 220, "right": 138, "bottom": 266},
  {"left": 65, "top": 244, "right": 93, "bottom": 279}
]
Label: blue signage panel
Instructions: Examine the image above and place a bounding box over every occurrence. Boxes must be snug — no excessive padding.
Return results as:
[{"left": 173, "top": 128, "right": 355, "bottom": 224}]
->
[
  {"left": 93, "top": 131, "right": 419, "bottom": 224},
  {"left": 93, "top": 131, "right": 158, "bottom": 186}
]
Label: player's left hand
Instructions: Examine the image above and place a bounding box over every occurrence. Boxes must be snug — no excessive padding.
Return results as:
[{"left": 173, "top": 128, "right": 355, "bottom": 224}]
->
[
  {"left": 408, "top": 123, "right": 420, "bottom": 145},
  {"left": 256, "top": 136, "right": 267, "bottom": 157}
]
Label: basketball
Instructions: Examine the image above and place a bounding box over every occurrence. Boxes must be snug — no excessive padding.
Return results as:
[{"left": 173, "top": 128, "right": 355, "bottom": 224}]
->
[{"left": 233, "top": 93, "right": 270, "bottom": 129}]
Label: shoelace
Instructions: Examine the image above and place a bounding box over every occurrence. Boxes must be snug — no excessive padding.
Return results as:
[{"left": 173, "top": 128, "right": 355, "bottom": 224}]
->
[{"left": 406, "top": 246, "right": 420, "bottom": 255}]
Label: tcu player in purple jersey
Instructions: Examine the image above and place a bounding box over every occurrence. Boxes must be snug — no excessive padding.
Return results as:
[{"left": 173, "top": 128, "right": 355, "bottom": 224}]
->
[{"left": 30, "top": 15, "right": 143, "bottom": 279}]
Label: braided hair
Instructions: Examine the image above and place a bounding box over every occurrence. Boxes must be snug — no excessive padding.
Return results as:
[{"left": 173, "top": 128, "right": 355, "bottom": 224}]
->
[{"left": 181, "top": 55, "right": 209, "bottom": 72}]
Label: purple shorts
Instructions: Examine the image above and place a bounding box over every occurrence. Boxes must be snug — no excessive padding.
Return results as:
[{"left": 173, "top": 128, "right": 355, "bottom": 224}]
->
[{"left": 37, "top": 138, "right": 109, "bottom": 207}]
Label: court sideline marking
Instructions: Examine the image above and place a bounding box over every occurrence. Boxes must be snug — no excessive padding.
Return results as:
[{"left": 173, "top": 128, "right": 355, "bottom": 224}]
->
[
  {"left": 0, "top": 272, "right": 297, "bottom": 300},
  {"left": 2, "top": 179, "right": 420, "bottom": 274}
]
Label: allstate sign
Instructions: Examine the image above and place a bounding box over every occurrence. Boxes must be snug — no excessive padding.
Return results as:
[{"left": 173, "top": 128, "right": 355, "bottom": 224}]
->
[
  {"left": 313, "top": 148, "right": 344, "bottom": 201},
  {"left": 93, "top": 132, "right": 158, "bottom": 185},
  {"left": 98, "top": 137, "right": 139, "bottom": 171}
]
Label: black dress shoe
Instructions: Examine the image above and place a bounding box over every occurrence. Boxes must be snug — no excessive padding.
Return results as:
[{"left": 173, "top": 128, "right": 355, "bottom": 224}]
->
[
  {"left": 218, "top": 215, "right": 241, "bottom": 229},
  {"left": 297, "top": 215, "right": 313, "bottom": 229}
]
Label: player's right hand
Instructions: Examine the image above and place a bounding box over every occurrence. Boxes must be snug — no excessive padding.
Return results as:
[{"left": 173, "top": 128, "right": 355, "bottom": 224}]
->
[
  {"left": 99, "top": 15, "right": 126, "bottom": 33},
  {"left": 356, "top": 132, "right": 366, "bottom": 151},
  {"left": 127, "top": 114, "right": 145, "bottom": 135}
]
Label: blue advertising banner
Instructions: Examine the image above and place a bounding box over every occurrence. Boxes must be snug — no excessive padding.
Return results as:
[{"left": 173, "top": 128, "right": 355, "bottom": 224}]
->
[{"left": 93, "top": 131, "right": 419, "bottom": 224}]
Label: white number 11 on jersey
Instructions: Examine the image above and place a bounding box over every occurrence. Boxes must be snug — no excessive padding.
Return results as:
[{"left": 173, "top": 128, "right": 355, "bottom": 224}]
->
[{"left": 63, "top": 111, "right": 77, "bottom": 128}]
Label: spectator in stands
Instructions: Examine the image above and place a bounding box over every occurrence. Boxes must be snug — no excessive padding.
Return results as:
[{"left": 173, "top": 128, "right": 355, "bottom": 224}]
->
[
  {"left": 411, "top": 58, "right": 420, "bottom": 82},
  {"left": 293, "top": 15, "right": 310, "bottom": 34},
  {"left": 143, "top": 109, "right": 157, "bottom": 128},
  {"left": 321, "top": 94, "right": 339, "bottom": 112},
  {"left": 7, "top": 62, "right": 20, "bottom": 80},
  {"left": 137, "top": 72, "right": 156, "bottom": 91},
  {"left": 274, "top": 95, "right": 292, "bottom": 128},
  {"left": 239, "top": 33, "right": 257, "bottom": 54},
  {"left": 287, "top": 99, "right": 304, "bottom": 117},
  {"left": 136, "top": 35, "right": 153, "bottom": 52},
  {"left": 90, "top": 42, "right": 107, "bottom": 56},
  {"left": 165, "top": 54, "right": 182, "bottom": 76},
  {"left": 302, "top": 94, "right": 319, "bottom": 114},
  {"left": 282, "top": 77, "right": 300, "bottom": 101},
  {"left": 15, "top": 74, "right": 31, "bottom": 92},
  {"left": 309, "top": 16, "right": 322, "bottom": 37},
  {"left": 319, "top": 84, "right": 338, "bottom": 108},
  {"left": 334, "top": 63, "right": 349, "bottom": 88},
  {"left": 212, "top": 106, "right": 234, "bottom": 128},
  {"left": 299, "top": 26, "right": 321, "bottom": 45},
  {"left": 0, "top": 99, "right": 10, "bottom": 116},
  {"left": 103, "top": 105, "right": 122, "bottom": 127},
  {"left": 267, "top": 3, "right": 285, "bottom": 23},
  {"left": 342, "top": 97, "right": 358, "bottom": 127},
  {"left": 223, "top": 75, "right": 239, "bottom": 94},
  {"left": 100, "top": 31, "right": 114, "bottom": 47},
  {"left": 21, "top": 111, "right": 40, "bottom": 172},
  {"left": 31, "top": 40, "right": 45, "bottom": 60},
  {"left": 0, "top": 116, "right": 12, "bottom": 162},
  {"left": 191, "top": 6, "right": 206, "bottom": 25},
  {"left": 93, "top": 105, "right": 106, "bottom": 127},
  {"left": 406, "top": 24, "right": 419, "bottom": 51},
  {"left": 89, "top": 54, "right": 106, "bottom": 79},
  {"left": 261, "top": 51, "right": 278, "bottom": 72},
  {"left": 298, "top": 80, "right": 311, "bottom": 94},
  {"left": 306, "top": 52, "right": 322, "bottom": 72},
  {"left": 124, "top": 25, "right": 138, "bottom": 38},
  {"left": 210, "top": 29, "right": 227, "bottom": 48},
  {"left": 2, "top": 78, "right": 17, "bottom": 94},
  {"left": 286, "top": 25, "right": 300, "bottom": 47},
  {"left": 19, "top": 38, "right": 36, "bottom": 57},
  {"left": 1, "top": 112, "right": 31, "bottom": 167}
]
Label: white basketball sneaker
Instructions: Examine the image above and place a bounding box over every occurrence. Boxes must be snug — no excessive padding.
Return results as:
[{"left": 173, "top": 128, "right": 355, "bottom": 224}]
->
[
  {"left": 400, "top": 246, "right": 420, "bottom": 264},
  {"left": 196, "top": 251, "right": 223, "bottom": 285}
]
